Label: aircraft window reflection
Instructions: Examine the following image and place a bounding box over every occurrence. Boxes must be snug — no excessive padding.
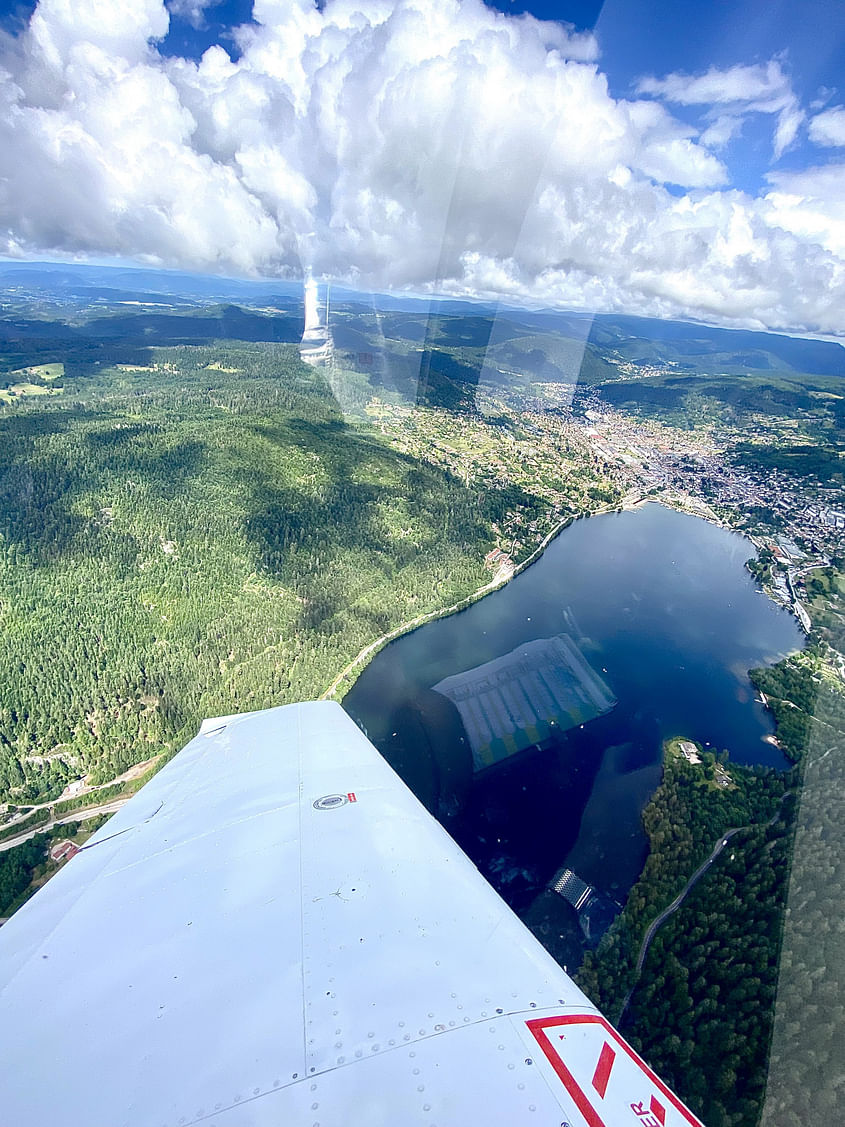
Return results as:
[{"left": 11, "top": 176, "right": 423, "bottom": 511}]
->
[{"left": 0, "top": 0, "right": 843, "bottom": 1123}]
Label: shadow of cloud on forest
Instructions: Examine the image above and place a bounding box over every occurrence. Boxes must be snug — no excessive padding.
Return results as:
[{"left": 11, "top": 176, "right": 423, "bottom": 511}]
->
[
  {"left": 85, "top": 431, "right": 207, "bottom": 494},
  {"left": 0, "top": 408, "right": 207, "bottom": 565},
  {"left": 0, "top": 458, "right": 90, "bottom": 562},
  {"left": 241, "top": 415, "right": 542, "bottom": 635},
  {"left": 0, "top": 307, "right": 301, "bottom": 348},
  {"left": 244, "top": 418, "right": 446, "bottom": 630},
  {"left": 0, "top": 323, "right": 158, "bottom": 386},
  {"left": 244, "top": 422, "right": 399, "bottom": 635},
  {"left": 0, "top": 451, "right": 138, "bottom": 568},
  {"left": 0, "top": 305, "right": 301, "bottom": 391},
  {"left": 0, "top": 406, "right": 100, "bottom": 563}
]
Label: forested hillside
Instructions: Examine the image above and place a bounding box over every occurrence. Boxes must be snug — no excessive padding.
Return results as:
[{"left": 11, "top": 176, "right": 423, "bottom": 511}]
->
[
  {"left": 576, "top": 746, "right": 794, "bottom": 1127},
  {"left": 577, "top": 644, "right": 845, "bottom": 1127},
  {"left": 0, "top": 341, "right": 543, "bottom": 804}
]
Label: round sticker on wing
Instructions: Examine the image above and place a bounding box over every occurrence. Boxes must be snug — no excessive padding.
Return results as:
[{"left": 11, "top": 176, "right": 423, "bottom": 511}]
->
[{"left": 313, "top": 793, "right": 349, "bottom": 811}]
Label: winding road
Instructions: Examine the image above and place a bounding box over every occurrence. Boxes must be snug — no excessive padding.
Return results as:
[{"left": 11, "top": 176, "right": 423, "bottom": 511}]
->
[{"left": 617, "top": 794, "right": 791, "bottom": 1024}]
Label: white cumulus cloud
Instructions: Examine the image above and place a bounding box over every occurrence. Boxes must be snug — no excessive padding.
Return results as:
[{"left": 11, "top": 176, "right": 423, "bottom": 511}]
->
[
  {"left": 763, "top": 165, "right": 845, "bottom": 258},
  {"left": 167, "top": 1, "right": 223, "bottom": 30},
  {"left": 637, "top": 60, "right": 804, "bottom": 160},
  {"left": 0, "top": 0, "right": 842, "bottom": 335},
  {"left": 809, "top": 106, "right": 845, "bottom": 148}
]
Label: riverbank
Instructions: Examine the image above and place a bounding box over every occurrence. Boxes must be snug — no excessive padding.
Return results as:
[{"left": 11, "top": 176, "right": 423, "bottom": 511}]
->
[{"left": 321, "top": 496, "right": 637, "bottom": 700}]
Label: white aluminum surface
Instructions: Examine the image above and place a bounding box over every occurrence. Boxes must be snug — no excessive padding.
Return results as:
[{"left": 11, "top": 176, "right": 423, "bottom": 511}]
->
[{"left": 0, "top": 701, "right": 702, "bottom": 1126}]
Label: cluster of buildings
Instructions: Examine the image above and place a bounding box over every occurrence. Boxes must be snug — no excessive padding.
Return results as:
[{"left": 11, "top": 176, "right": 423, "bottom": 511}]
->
[
  {"left": 370, "top": 369, "right": 843, "bottom": 641},
  {"left": 570, "top": 392, "right": 845, "bottom": 563}
]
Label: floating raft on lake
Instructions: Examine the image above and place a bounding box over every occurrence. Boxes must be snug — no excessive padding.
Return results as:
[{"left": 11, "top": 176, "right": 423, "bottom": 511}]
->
[{"left": 433, "top": 634, "right": 616, "bottom": 772}]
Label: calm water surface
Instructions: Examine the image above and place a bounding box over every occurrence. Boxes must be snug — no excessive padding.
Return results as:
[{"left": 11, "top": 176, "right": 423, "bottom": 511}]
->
[{"left": 343, "top": 503, "right": 803, "bottom": 946}]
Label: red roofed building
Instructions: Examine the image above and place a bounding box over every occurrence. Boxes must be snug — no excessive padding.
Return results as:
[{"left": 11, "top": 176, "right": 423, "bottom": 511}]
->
[{"left": 50, "top": 840, "right": 80, "bottom": 863}]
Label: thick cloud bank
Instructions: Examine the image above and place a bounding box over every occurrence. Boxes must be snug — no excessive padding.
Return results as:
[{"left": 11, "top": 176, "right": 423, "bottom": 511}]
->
[{"left": 1, "top": 0, "right": 844, "bottom": 334}]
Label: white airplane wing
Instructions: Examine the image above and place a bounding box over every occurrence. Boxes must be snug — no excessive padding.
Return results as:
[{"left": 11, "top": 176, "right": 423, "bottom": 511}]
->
[{"left": 0, "top": 701, "right": 703, "bottom": 1127}]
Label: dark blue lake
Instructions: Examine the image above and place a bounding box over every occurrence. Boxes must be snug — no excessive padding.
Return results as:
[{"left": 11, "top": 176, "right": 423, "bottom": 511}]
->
[{"left": 343, "top": 503, "right": 802, "bottom": 962}]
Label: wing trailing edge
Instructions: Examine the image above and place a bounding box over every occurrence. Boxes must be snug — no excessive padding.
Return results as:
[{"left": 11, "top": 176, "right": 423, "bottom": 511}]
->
[{"left": 0, "top": 701, "right": 702, "bottom": 1126}]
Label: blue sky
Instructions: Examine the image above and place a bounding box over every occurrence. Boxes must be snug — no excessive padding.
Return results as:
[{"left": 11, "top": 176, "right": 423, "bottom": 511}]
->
[
  {"left": 588, "top": 0, "right": 845, "bottom": 192},
  {"left": 2, "top": 0, "right": 842, "bottom": 193},
  {"left": 0, "top": 0, "right": 842, "bottom": 333},
  {"left": 4, "top": 0, "right": 837, "bottom": 193},
  {"left": 492, "top": 1, "right": 844, "bottom": 195}
]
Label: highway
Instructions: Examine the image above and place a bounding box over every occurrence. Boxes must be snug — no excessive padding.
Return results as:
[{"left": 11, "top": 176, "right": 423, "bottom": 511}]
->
[{"left": 0, "top": 798, "right": 129, "bottom": 854}]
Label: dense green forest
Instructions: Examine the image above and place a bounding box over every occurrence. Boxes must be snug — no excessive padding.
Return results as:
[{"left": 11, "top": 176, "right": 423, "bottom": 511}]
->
[
  {"left": 622, "top": 807, "right": 794, "bottom": 1127},
  {"left": 749, "top": 653, "right": 845, "bottom": 1127},
  {"left": 595, "top": 368, "right": 845, "bottom": 438},
  {"left": 576, "top": 646, "right": 845, "bottom": 1127},
  {"left": 576, "top": 746, "right": 794, "bottom": 1127},
  {"left": 0, "top": 338, "right": 556, "bottom": 806},
  {"left": 732, "top": 442, "right": 845, "bottom": 483}
]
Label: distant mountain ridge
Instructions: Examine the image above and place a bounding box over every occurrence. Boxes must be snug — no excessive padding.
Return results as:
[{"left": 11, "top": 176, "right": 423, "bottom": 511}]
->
[{"left": 2, "top": 259, "right": 843, "bottom": 377}]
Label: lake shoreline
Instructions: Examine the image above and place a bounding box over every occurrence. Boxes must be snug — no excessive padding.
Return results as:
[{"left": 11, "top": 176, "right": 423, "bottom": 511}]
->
[
  {"left": 323, "top": 488, "right": 799, "bottom": 704},
  {"left": 322, "top": 499, "right": 618, "bottom": 700},
  {"left": 343, "top": 499, "right": 802, "bottom": 940}
]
